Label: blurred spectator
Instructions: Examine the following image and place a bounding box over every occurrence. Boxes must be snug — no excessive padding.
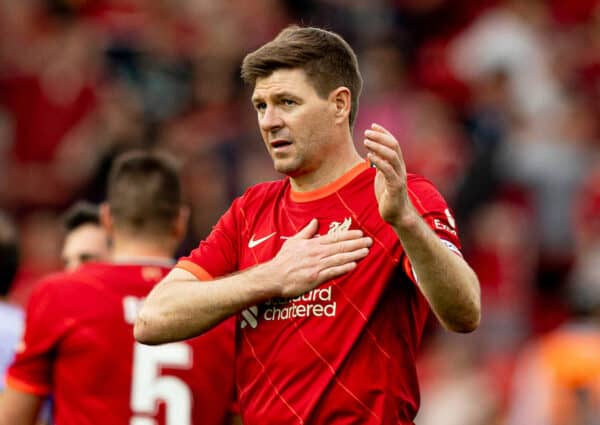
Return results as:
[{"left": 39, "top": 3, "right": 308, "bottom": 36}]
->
[
  {"left": 0, "top": 211, "right": 21, "bottom": 392},
  {"left": 506, "top": 261, "right": 600, "bottom": 425},
  {"left": 8, "top": 212, "right": 63, "bottom": 307},
  {"left": 61, "top": 201, "right": 110, "bottom": 271},
  {"left": 449, "top": 0, "right": 562, "bottom": 126},
  {"left": 466, "top": 200, "right": 537, "bottom": 349},
  {"left": 417, "top": 332, "right": 500, "bottom": 425},
  {"left": 0, "top": 15, "right": 104, "bottom": 209}
]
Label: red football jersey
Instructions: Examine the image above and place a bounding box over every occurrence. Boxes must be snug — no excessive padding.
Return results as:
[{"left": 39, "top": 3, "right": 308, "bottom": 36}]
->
[
  {"left": 177, "top": 161, "right": 462, "bottom": 425},
  {"left": 7, "top": 261, "right": 236, "bottom": 425}
]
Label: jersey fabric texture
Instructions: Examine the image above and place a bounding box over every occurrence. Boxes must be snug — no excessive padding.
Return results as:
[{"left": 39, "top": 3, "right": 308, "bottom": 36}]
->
[
  {"left": 7, "top": 262, "right": 236, "bottom": 425},
  {"left": 177, "top": 161, "right": 461, "bottom": 425},
  {"left": 0, "top": 302, "right": 23, "bottom": 391}
]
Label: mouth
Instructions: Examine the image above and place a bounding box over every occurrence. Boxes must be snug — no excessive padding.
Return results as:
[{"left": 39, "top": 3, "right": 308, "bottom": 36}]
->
[{"left": 270, "top": 139, "right": 293, "bottom": 150}]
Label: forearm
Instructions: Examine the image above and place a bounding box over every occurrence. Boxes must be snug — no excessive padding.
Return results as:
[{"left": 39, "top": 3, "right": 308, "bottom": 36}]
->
[
  {"left": 0, "top": 388, "right": 42, "bottom": 425},
  {"left": 393, "top": 208, "right": 481, "bottom": 332},
  {"left": 135, "top": 265, "right": 278, "bottom": 345},
  {"left": 135, "top": 221, "right": 372, "bottom": 344}
]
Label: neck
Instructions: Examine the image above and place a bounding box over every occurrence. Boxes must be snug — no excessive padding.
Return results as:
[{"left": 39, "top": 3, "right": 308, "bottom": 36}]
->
[
  {"left": 290, "top": 134, "right": 363, "bottom": 192},
  {"left": 110, "top": 235, "right": 176, "bottom": 260}
]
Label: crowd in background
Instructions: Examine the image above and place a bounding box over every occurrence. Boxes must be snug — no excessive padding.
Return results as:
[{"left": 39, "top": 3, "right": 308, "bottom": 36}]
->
[{"left": 1, "top": 0, "right": 600, "bottom": 423}]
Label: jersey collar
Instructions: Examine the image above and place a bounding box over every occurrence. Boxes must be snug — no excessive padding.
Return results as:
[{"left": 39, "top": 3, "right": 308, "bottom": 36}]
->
[{"left": 290, "top": 160, "right": 371, "bottom": 203}]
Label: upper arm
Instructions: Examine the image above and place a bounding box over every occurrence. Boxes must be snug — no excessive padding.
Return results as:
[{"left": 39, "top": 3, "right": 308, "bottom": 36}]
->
[{"left": 0, "top": 387, "right": 43, "bottom": 425}]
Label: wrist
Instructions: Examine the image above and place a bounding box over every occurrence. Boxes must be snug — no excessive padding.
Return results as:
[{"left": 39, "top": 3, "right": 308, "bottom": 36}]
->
[
  {"left": 249, "top": 260, "right": 284, "bottom": 300},
  {"left": 392, "top": 206, "right": 421, "bottom": 232}
]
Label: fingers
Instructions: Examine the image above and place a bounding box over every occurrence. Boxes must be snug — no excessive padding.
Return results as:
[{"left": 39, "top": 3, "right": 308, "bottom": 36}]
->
[
  {"left": 315, "top": 262, "right": 358, "bottom": 285},
  {"left": 293, "top": 218, "right": 319, "bottom": 240},
  {"left": 363, "top": 123, "right": 406, "bottom": 181},
  {"left": 321, "top": 245, "right": 370, "bottom": 267},
  {"left": 370, "top": 122, "right": 393, "bottom": 137},
  {"left": 320, "top": 228, "right": 367, "bottom": 244},
  {"left": 314, "top": 244, "right": 371, "bottom": 285},
  {"left": 365, "top": 123, "right": 400, "bottom": 150},
  {"left": 274, "top": 229, "right": 372, "bottom": 296},
  {"left": 322, "top": 235, "right": 372, "bottom": 254},
  {"left": 364, "top": 130, "right": 403, "bottom": 165}
]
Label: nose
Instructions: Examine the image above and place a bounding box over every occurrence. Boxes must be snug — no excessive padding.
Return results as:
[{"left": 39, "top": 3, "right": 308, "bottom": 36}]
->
[{"left": 259, "top": 105, "right": 283, "bottom": 133}]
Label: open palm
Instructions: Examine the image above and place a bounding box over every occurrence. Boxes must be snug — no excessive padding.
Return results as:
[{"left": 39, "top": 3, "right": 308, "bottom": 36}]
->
[{"left": 363, "top": 123, "right": 411, "bottom": 225}]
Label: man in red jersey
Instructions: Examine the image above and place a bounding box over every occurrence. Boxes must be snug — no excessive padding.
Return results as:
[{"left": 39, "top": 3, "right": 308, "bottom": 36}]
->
[
  {"left": 135, "top": 26, "right": 481, "bottom": 425},
  {"left": 0, "top": 151, "right": 238, "bottom": 425}
]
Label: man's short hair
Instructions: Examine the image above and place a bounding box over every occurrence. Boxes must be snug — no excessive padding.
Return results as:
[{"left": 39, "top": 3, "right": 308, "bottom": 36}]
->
[
  {"left": 62, "top": 201, "right": 101, "bottom": 232},
  {"left": 0, "top": 211, "right": 19, "bottom": 297},
  {"left": 241, "top": 25, "right": 363, "bottom": 129},
  {"left": 107, "top": 150, "right": 182, "bottom": 236}
]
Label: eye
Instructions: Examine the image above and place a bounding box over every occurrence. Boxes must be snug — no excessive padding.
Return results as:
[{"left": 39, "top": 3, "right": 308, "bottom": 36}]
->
[{"left": 283, "top": 99, "right": 296, "bottom": 106}]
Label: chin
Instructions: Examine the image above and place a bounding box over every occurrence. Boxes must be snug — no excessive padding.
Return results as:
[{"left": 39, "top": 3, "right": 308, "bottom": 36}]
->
[{"left": 272, "top": 158, "right": 302, "bottom": 176}]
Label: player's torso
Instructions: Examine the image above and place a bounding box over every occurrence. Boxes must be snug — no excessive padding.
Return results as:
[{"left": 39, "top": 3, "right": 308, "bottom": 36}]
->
[
  {"left": 53, "top": 263, "right": 234, "bottom": 425},
  {"left": 235, "top": 170, "right": 423, "bottom": 424}
]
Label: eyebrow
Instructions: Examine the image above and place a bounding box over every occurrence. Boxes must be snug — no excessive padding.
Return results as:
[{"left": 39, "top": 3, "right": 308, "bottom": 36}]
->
[{"left": 252, "top": 91, "right": 298, "bottom": 104}]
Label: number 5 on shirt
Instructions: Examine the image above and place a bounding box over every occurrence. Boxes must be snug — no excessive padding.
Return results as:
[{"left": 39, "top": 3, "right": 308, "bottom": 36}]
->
[{"left": 130, "top": 342, "right": 193, "bottom": 425}]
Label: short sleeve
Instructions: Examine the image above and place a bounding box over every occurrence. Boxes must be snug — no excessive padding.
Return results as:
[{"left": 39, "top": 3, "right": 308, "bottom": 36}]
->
[
  {"left": 176, "top": 196, "right": 244, "bottom": 280},
  {"left": 401, "top": 176, "right": 463, "bottom": 281},
  {"left": 6, "top": 278, "right": 70, "bottom": 395}
]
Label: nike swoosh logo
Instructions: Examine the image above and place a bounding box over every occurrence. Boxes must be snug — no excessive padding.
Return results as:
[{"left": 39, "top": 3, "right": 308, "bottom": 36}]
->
[{"left": 248, "top": 232, "right": 277, "bottom": 248}]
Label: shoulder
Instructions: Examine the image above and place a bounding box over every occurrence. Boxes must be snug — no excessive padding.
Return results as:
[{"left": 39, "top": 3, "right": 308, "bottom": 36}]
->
[
  {"left": 29, "top": 263, "right": 110, "bottom": 303},
  {"left": 406, "top": 173, "right": 449, "bottom": 214},
  {"left": 24, "top": 270, "right": 85, "bottom": 320},
  {"left": 31, "top": 270, "right": 80, "bottom": 295},
  {"left": 239, "top": 179, "right": 287, "bottom": 200},
  {"left": 231, "top": 179, "right": 288, "bottom": 213}
]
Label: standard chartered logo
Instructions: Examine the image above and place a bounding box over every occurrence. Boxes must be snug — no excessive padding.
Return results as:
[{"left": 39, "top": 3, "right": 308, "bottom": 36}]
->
[
  {"left": 240, "top": 305, "right": 259, "bottom": 329},
  {"left": 239, "top": 286, "right": 337, "bottom": 329}
]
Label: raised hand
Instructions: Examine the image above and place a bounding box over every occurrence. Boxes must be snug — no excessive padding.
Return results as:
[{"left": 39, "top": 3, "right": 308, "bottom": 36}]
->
[
  {"left": 269, "top": 218, "right": 372, "bottom": 299},
  {"left": 363, "top": 123, "right": 413, "bottom": 225}
]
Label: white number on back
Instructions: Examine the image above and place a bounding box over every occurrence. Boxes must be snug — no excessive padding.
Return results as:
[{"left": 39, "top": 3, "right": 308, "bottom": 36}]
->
[{"left": 130, "top": 342, "right": 193, "bottom": 425}]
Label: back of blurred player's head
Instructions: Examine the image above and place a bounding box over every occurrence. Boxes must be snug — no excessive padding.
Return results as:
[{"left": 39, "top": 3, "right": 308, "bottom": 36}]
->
[
  {"left": 0, "top": 211, "right": 19, "bottom": 297},
  {"left": 107, "top": 150, "right": 182, "bottom": 239}
]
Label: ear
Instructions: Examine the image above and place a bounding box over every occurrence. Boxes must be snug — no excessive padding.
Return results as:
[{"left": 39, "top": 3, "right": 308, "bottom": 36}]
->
[
  {"left": 330, "top": 86, "right": 351, "bottom": 125},
  {"left": 173, "top": 205, "right": 190, "bottom": 241},
  {"left": 99, "top": 203, "right": 114, "bottom": 234}
]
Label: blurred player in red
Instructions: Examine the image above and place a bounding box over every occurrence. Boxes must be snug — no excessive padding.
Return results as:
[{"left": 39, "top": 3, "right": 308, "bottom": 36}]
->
[
  {"left": 0, "top": 151, "right": 238, "bottom": 425},
  {"left": 136, "top": 26, "right": 481, "bottom": 424}
]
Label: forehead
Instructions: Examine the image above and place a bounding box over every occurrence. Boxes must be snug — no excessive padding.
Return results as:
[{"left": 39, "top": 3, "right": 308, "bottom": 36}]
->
[{"left": 251, "top": 68, "right": 316, "bottom": 100}]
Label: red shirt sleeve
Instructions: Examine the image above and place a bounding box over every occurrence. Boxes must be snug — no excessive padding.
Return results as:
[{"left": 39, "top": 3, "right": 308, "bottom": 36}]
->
[
  {"left": 401, "top": 175, "right": 462, "bottom": 280},
  {"left": 6, "top": 276, "right": 72, "bottom": 395},
  {"left": 176, "top": 196, "right": 245, "bottom": 280}
]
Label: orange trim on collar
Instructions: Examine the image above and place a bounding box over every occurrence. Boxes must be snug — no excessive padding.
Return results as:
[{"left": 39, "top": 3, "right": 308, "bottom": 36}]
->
[{"left": 290, "top": 160, "right": 371, "bottom": 203}]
